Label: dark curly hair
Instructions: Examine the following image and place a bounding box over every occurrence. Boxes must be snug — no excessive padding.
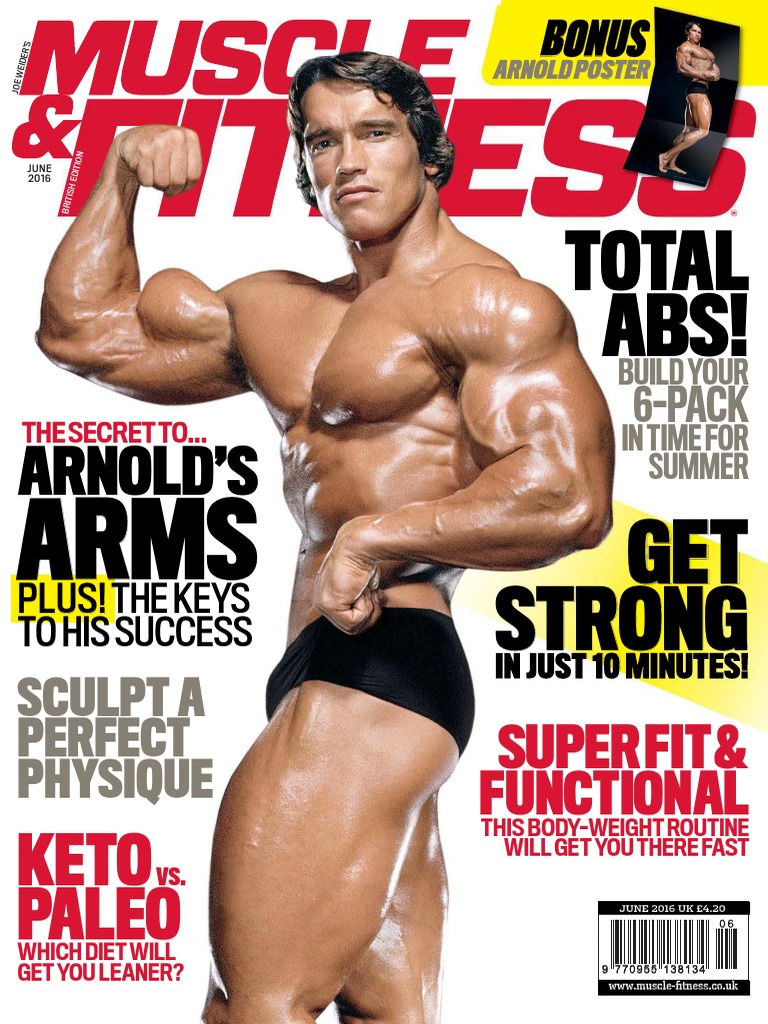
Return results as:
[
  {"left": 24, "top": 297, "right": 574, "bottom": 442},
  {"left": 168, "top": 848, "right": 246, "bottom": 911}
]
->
[{"left": 287, "top": 52, "right": 454, "bottom": 208}]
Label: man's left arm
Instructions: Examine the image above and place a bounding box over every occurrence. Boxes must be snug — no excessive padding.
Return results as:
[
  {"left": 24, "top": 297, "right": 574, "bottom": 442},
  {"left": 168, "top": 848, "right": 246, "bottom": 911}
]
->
[{"left": 314, "top": 274, "right": 614, "bottom": 632}]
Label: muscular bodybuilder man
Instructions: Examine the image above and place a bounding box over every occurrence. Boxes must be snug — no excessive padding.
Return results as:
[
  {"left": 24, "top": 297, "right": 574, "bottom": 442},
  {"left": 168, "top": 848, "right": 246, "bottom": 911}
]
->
[
  {"left": 38, "top": 53, "right": 613, "bottom": 1024},
  {"left": 659, "top": 20, "right": 720, "bottom": 175}
]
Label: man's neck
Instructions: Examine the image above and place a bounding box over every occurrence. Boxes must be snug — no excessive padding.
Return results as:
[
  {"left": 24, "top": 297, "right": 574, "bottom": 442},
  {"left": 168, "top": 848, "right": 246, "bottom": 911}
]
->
[{"left": 346, "top": 189, "right": 458, "bottom": 292}]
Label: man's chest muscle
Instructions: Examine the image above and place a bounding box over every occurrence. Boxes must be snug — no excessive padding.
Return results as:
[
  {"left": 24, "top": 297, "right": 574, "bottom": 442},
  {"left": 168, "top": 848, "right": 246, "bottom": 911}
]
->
[{"left": 248, "top": 291, "right": 446, "bottom": 430}]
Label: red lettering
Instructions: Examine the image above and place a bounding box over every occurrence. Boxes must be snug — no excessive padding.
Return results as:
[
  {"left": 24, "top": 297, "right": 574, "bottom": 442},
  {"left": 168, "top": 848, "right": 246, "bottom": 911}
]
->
[
  {"left": 12, "top": 95, "right": 80, "bottom": 159},
  {"left": 532, "top": 99, "right": 643, "bottom": 216},
  {"left": 55, "top": 833, "right": 85, "bottom": 885},
  {"left": 50, "top": 886, "right": 86, "bottom": 938},
  {"left": 22, "top": 21, "right": 128, "bottom": 95},
  {"left": 692, "top": 771, "right": 724, "bottom": 814},
  {"left": 18, "top": 887, "right": 52, "bottom": 938},
  {"left": 116, "top": 887, "right": 146, "bottom": 938},
  {"left": 24, "top": 92, "right": 748, "bottom": 218},
  {"left": 121, "top": 21, "right": 202, "bottom": 95},
  {"left": 146, "top": 888, "right": 181, "bottom": 938},
  {"left": 193, "top": 21, "right": 267, "bottom": 95},
  {"left": 85, "top": 886, "right": 114, "bottom": 938},
  {"left": 263, "top": 20, "right": 339, "bottom": 95},
  {"left": 222, "top": 100, "right": 291, "bottom": 216},
  {"left": 441, "top": 99, "right": 550, "bottom": 216},
  {"left": 115, "top": 834, "right": 152, "bottom": 885},
  {"left": 564, "top": 770, "right": 592, "bottom": 813},
  {"left": 338, "top": 21, "right": 372, "bottom": 53},
  {"left": 497, "top": 724, "right": 526, "bottom": 768},
  {"left": 479, "top": 770, "right": 506, "bottom": 815},
  {"left": 398, "top": 19, "right": 469, "bottom": 94},
  {"left": 86, "top": 832, "right": 117, "bottom": 885},
  {"left": 18, "top": 833, "right": 54, "bottom": 886}
]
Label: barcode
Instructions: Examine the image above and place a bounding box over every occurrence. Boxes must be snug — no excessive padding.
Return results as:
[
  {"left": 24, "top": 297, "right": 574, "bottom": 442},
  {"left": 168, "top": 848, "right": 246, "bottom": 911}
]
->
[
  {"left": 610, "top": 918, "right": 712, "bottom": 967},
  {"left": 716, "top": 926, "right": 737, "bottom": 969},
  {"left": 598, "top": 903, "right": 750, "bottom": 995}
]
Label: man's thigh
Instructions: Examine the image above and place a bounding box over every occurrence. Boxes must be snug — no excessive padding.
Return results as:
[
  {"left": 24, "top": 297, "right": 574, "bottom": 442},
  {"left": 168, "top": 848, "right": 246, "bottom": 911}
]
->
[
  {"left": 208, "top": 679, "right": 459, "bottom": 1020},
  {"left": 689, "top": 92, "right": 712, "bottom": 129},
  {"left": 335, "top": 795, "right": 448, "bottom": 1024}
]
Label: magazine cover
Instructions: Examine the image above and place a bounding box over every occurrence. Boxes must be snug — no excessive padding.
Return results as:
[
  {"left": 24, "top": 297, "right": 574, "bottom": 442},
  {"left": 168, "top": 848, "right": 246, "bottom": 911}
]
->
[{"left": 4, "top": 1, "right": 766, "bottom": 1020}]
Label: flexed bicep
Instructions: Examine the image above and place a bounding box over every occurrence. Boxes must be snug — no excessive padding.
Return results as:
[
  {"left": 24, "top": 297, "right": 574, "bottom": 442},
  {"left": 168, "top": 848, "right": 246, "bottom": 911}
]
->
[
  {"left": 38, "top": 124, "right": 250, "bottom": 405},
  {"left": 41, "top": 265, "right": 246, "bottom": 404}
]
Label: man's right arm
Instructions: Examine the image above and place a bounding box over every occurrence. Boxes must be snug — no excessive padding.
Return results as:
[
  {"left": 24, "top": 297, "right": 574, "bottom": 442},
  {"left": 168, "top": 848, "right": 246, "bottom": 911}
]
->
[{"left": 38, "top": 125, "right": 250, "bottom": 405}]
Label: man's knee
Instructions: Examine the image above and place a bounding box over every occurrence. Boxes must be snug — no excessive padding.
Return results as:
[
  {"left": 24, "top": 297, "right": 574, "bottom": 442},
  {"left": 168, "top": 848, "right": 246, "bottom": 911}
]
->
[
  {"left": 203, "top": 988, "right": 316, "bottom": 1024},
  {"left": 337, "top": 993, "right": 431, "bottom": 1024}
]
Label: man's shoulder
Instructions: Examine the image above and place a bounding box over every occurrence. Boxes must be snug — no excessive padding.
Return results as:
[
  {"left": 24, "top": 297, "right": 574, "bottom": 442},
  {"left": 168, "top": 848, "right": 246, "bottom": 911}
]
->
[
  {"left": 430, "top": 262, "right": 566, "bottom": 322},
  {"left": 678, "top": 41, "right": 708, "bottom": 59},
  {"left": 425, "top": 262, "right": 572, "bottom": 363}
]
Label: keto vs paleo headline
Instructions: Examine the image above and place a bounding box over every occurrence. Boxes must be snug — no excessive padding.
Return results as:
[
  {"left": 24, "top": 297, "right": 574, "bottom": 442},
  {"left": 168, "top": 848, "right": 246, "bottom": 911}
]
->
[{"left": 3, "top": 1, "right": 766, "bottom": 1021}]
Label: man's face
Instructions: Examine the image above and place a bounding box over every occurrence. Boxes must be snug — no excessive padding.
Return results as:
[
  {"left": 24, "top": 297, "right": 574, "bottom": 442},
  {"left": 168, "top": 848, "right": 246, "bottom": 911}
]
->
[
  {"left": 300, "top": 79, "right": 437, "bottom": 243},
  {"left": 687, "top": 24, "right": 702, "bottom": 44}
]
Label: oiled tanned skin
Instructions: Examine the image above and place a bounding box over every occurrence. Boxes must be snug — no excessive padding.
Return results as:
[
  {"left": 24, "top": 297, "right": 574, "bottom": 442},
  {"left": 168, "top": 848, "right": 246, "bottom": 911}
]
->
[{"left": 39, "top": 79, "right": 613, "bottom": 1024}]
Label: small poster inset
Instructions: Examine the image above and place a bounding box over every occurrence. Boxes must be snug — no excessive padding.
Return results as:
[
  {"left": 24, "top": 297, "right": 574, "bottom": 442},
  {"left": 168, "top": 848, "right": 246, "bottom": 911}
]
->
[{"left": 624, "top": 8, "right": 740, "bottom": 186}]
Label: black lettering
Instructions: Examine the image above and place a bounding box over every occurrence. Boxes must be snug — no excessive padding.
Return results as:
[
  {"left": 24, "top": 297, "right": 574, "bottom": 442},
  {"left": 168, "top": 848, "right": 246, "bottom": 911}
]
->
[
  {"left": 206, "top": 497, "right": 257, "bottom": 580},
  {"left": 495, "top": 586, "right": 537, "bottom": 650}
]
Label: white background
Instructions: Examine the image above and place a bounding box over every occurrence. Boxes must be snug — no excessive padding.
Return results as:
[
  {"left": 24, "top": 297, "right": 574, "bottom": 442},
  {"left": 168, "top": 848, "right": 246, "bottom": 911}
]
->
[{"left": 3, "top": 2, "right": 766, "bottom": 1022}]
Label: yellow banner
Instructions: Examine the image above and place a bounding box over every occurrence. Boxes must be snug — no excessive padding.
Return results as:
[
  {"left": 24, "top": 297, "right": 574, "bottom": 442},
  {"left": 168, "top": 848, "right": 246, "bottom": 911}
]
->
[{"left": 483, "top": 2, "right": 761, "bottom": 87}]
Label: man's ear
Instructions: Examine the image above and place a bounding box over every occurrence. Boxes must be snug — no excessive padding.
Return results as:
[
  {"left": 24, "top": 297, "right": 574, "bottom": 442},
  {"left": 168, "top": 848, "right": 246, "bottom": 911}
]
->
[{"left": 424, "top": 163, "right": 439, "bottom": 180}]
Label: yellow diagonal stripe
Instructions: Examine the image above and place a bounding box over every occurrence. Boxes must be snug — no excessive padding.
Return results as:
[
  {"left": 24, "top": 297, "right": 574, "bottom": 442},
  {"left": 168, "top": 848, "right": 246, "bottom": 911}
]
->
[{"left": 456, "top": 502, "right": 766, "bottom": 730}]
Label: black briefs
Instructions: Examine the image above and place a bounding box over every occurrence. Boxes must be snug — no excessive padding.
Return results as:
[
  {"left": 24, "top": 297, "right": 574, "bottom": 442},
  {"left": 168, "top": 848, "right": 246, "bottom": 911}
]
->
[
  {"left": 266, "top": 608, "right": 475, "bottom": 754},
  {"left": 687, "top": 79, "right": 709, "bottom": 95}
]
